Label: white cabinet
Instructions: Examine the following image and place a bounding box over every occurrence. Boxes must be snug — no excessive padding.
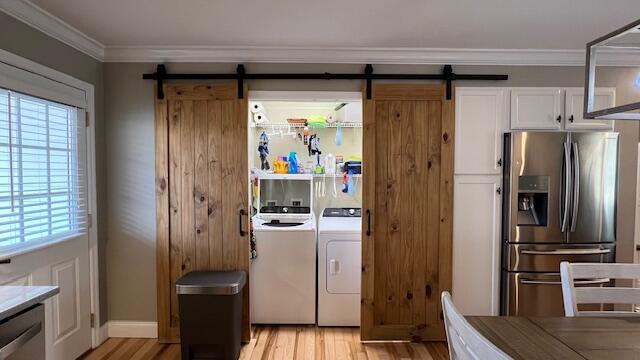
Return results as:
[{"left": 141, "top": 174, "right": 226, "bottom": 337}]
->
[
  {"left": 452, "top": 175, "right": 502, "bottom": 315},
  {"left": 455, "top": 88, "right": 507, "bottom": 175},
  {"left": 510, "top": 88, "right": 563, "bottom": 130},
  {"left": 564, "top": 88, "right": 615, "bottom": 131},
  {"left": 509, "top": 87, "right": 616, "bottom": 131}
]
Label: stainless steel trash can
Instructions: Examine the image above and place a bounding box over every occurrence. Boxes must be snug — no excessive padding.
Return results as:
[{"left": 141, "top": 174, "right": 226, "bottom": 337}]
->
[{"left": 176, "top": 271, "right": 246, "bottom": 360}]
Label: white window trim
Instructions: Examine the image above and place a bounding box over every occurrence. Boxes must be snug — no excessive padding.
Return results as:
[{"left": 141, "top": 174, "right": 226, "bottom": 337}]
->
[{"left": 0, "top": 49, "right": 105, "bottom": 347}]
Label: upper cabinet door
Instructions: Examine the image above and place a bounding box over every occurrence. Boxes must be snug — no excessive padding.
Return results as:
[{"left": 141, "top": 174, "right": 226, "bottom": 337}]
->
[
  {"left": 564, "top": 88, "right": 615, "bottom": 131},
  {"left": 510, "top": 88, "right": 563, "bottom": 130},
  {"left": 455, "top": 88, "right": 506, "bottom": 175}
]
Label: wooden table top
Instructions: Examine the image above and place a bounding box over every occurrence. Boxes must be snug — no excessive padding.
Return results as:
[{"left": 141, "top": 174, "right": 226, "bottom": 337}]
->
[{"left": 467, "top": 316, "right": 640, "bottom": 360}]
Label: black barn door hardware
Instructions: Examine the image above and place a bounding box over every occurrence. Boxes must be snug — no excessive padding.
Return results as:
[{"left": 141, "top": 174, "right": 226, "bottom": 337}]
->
[{"left": 143, "top": 64, "right": 508, "bottom": 100}]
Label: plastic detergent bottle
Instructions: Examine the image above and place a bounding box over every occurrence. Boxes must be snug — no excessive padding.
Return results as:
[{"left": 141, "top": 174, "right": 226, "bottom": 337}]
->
[{"left": 288, "top": 152, "right": 298, "bottom": 174}]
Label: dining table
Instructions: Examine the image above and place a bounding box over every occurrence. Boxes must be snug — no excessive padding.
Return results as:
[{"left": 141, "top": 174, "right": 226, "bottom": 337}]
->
[{"left": 467, "top": 315, "right": 640, "bottom": 360}]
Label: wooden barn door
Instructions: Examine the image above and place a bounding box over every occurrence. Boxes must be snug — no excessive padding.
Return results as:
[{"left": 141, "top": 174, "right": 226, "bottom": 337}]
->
[
  {"left": 155, "top": 83, "right": 249, "bottom": 342},
  {"left": 361, "top": 84, "right": 454, "bottom": 341}
]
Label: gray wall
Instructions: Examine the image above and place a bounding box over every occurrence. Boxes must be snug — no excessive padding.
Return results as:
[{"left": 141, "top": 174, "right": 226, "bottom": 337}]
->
[
  {"left": 2, "top": 8, "right": 637, "bottom": 324},
  {"left": 105, "top": 62, "right": 639, "bottom": 321},
  {"left": 0, "top": 12, "right": 108, "bottom": 325}
]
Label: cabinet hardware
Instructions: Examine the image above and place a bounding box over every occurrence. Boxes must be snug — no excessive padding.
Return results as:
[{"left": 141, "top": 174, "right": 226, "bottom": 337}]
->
[
  {"left": 366, "top": 209, "right": 371, "bottom": 236},
  {"left": 520, "top": 278, "right": 609, "bottom": 285},
  {"left": 556, "top": 115, "right": 562, "bottom": 122},
  {"left": 239, "top": 209, "right": 246, "bottom": 237},
  {"left": 497, "top": 158, "right": 502, "bottom": 167},
  {"left": 496, "top": 187, "right": 502, "bottom": 195},
  {"left": 569, "top": 115, "right": 574, "bottom": 123},
  {"left": 0, "top": 259, "right": 10, "bottom": 264},
  {"left": 521, "top": 248, "right": 610, "bottom": 255}
]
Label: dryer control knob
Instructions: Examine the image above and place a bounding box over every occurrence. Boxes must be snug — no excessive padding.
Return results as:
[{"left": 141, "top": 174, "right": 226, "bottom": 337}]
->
[
  {"left": 348, "top": 208, "right": 355, "bottom": 216},
  {"left": 282, "top": 207, "right": 288, "bottom": 213}
]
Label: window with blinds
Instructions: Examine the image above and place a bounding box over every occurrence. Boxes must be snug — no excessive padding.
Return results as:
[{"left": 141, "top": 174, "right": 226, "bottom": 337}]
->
[{"left": 0, "top": 88, "right": 87, "bottom": 249}]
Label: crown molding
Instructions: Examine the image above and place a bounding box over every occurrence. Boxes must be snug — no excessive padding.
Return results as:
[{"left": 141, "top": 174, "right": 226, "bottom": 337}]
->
[
  {"left": 104, "top": 45, "right": 639, "bottom": 66},
  {"left": 1, "top": 0, "right": 637, "bottom": 66},
  {"left": 0, "top": 0, "right": 105, "bottom": 61}
]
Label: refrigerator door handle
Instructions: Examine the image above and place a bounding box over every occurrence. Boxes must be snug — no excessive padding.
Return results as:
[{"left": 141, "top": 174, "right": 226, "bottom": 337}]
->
[
  {"left": 570, "top": 142, "right": 580, "bottom": 232},
  {"left": 520, "top": 248, "right": 611, "bottom": 255},
  {"left": 520, "top": 278, "right": 610, "bottom": 285},
  {"left": 560, "top": 142, "right": 571, "bottom": 232}
]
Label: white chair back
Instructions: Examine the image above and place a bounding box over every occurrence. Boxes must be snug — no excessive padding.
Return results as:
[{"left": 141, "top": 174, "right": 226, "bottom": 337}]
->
[
  {"left": 441, "top": 292, "right": 512, "bottom": 360},
  {"left": 560, "top": 261, "right": 640, "bottom": 317}
]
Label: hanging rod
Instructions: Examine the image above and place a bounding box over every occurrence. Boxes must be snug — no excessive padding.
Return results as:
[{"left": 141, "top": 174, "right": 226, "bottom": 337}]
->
[{"left": 142, "top": 64, "right": 508, "bottom": 100}]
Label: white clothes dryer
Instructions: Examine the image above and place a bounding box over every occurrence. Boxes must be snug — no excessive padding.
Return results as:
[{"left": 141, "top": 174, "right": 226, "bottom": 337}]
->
[{"left": 317, "top": 208, "right": 362, "bottom": 326}]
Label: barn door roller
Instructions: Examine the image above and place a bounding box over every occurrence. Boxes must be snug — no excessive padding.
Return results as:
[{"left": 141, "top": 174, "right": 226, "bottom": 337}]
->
[{"left": 143, "top": 64, "right": 508, "bottom": 100}]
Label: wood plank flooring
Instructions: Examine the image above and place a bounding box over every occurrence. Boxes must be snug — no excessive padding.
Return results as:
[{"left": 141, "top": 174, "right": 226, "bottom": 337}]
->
[{"left": 81, "top": 326, "right": 449, "bottom": 360}]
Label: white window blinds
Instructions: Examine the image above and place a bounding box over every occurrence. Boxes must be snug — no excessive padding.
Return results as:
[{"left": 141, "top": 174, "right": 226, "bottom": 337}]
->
[{"left": 0, "top": 88, "right": 87, "bottom": 249}]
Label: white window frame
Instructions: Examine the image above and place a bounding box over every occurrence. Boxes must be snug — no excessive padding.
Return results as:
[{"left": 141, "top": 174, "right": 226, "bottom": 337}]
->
[
  {"left": 0, "top": 91, "right": 86, "bottom": 252},
  {"left": 0, "top": 49, "right": 104, "bottom": 346}
]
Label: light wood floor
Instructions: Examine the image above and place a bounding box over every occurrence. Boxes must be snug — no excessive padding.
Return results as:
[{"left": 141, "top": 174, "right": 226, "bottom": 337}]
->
[{"left": 81, "top": 326, "right": 449, "bottom": 360}]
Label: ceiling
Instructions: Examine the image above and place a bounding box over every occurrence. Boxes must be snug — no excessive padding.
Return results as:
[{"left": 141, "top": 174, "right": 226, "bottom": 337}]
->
[
  {"left": 5, "top": 0, "right": 640, "bottom": 63},
  {"left": 27, "top": 0, "right": 640, "bottom": 48}
]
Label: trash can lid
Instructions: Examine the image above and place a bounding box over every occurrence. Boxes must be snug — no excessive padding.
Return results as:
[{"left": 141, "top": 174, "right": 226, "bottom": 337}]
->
[{"left": 176, "top": 271, "right": 246, "bottom": 295}]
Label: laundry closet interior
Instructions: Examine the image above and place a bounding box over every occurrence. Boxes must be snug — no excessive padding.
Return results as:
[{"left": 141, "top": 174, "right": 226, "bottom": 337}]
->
[{"left": 154, "top": 82, "right": 454, "bottom": 343}]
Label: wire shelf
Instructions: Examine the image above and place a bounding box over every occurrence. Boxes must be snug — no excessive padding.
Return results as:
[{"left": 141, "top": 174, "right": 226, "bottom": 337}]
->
[{"left": 252, "top": 122, "right": 362, "bottom": 129}]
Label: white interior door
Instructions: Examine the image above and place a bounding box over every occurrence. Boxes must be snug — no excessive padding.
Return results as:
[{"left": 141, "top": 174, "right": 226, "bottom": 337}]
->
[
  {"left": 0, "top": 93, "right": 92, "bottom": 360},
  {"left": 0, "top": 235, "right": 91, "bottom": 360}
]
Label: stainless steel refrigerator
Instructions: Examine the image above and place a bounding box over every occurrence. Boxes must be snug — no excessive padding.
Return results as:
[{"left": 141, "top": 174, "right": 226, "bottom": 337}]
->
[{"left": 501, "top": 131, "right": 618, "bottom": 316}]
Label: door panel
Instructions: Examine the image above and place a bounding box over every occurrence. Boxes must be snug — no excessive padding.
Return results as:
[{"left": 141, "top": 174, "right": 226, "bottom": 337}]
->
[
  {"left": 327, "top": 241, "right": 360, "bottom": 294},
  {"left": 453, "top": 175, "right": 501, "bottom": 316},
  {"left": 362, "top": 84, "right": 453, "bottom": 341},
  {"left": 156, "top": 84, "right": 249, "bottom": 343},
  {"left": 565, "top": 88, "right": 615, "bottom": 131},
  {"left": 0, "top": 235, "right": 91, "bottom": 360},
  {"left": 568, "top": 132, "right": 619, "bottom": 244},
  {"left": 507, "top": 132, "right": 568, "bottom": 243},
  {"left": 504, "top": 243, "right": 616, "bottom": 272},
  {"left": 510, "top": 88, "right": 562, "bottom": 130},
  {"left": 51, "top": 258, "right": 79, "bottom": 340},
  {"left": 504, "top": 272, "right": 612, "bottom": 316},
  {"left": 455, "top": 89, "right": 506, "bottom": 175}
]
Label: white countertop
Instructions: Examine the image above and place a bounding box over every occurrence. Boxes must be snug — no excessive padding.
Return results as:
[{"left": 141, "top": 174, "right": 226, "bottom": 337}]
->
[{"left": 0, "top": 286, "right": 59, "bottom": 320}]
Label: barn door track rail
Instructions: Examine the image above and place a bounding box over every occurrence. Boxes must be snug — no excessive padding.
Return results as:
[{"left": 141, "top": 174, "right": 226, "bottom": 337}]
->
[{"left": 143, "top": 64, "right": 508, "bottom": 100}]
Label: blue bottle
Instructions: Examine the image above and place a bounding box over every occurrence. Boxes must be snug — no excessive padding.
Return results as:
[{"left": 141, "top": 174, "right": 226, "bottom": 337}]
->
[{"left": 288, "top": 152, "right": 299, "bottom": 174}]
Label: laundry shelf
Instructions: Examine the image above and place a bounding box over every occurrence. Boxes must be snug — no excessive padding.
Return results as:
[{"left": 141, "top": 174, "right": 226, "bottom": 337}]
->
[
  {"left": 252, "top": 122, "right": 362, "bottom": 129},
  {"left": 312, "top": 174, "right": 361, "bottom": 178},
  {"left": 254, "top": 172, "right": 361, "bottom": 178}
]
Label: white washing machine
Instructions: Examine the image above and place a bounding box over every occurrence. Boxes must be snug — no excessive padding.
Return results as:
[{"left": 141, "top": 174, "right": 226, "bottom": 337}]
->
[
  {"left": 318, "top": 207, "right": 362, "bottom": 326},
  {"left": 251, "top": 174, "right": 316, "bottom": 324}
]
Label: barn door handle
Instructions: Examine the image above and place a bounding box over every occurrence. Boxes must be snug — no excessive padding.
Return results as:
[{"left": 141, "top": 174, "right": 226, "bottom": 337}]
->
[
  {"left": 239, "top": 209, "right": 246, "bottom": 237},
  {"left": 366, "top": 209, "right": 371, "bottom": 236}
]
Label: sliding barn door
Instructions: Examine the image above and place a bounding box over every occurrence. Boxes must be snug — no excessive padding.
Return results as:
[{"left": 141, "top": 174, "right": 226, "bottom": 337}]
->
[
  {"left": 155, "top": 83, "right": 249, "bottom": 342},
  {"left": 361, "top": 84, "right": 454, "bottom": 341}
]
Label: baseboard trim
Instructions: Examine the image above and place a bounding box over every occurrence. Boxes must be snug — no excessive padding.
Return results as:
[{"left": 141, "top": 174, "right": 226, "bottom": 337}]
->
[
  {"left": 93, "top": 323, "right": 109, "bottom": 347},
  {"left": 107, "top": 321, "right": 158, "bottom": 338}
]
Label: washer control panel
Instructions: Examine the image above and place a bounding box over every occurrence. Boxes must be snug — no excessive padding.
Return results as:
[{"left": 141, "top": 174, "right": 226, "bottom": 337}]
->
[{"left": 322, "top": 208, "right": 362, "bottom": 217}]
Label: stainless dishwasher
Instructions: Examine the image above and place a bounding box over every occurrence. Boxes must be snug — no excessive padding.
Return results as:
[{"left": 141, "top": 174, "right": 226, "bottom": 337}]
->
[{"left": 0, "top": 304, "right": 45, "bottom": 360}]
